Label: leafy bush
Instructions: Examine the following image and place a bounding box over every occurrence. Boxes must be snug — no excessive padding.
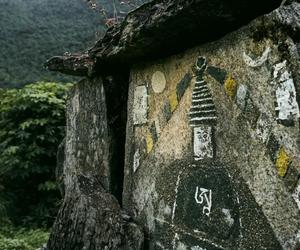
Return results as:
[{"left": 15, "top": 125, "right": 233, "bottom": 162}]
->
[
  {"left": 0, "top": 82, "right": 72, "bottom": 227},
  {"left": 0, "top": 224, "right": 49, "bottom": 250}
]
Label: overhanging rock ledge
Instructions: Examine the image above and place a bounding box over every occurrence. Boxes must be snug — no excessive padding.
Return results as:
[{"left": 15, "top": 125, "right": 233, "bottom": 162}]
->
[{"left": 45, "top": 0, "right": 282, "bottom": 76}]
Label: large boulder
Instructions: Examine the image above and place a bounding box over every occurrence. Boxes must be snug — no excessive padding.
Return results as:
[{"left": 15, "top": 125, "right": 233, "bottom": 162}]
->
[{"left": 123, "top": 3, "right": 300, "bottom": 249}]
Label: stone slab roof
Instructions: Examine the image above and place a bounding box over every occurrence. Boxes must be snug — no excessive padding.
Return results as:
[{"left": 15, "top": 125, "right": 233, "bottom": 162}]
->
[{"left": 45, "top": 0, "right": 283, "bottom": 76}]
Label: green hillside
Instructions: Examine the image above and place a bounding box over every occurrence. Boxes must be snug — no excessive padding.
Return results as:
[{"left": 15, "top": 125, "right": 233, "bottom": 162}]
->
[{"left": 0, "top": 0, "right": 106, "bottom": 88}]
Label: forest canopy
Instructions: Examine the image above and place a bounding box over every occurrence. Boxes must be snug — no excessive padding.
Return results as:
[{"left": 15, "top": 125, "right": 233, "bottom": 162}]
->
[
  {"left": 0, "top": 82, "right": 72, "bottom": 228},
  {"left": 0, "top": 0, "right": 103, "bottom": 88}
]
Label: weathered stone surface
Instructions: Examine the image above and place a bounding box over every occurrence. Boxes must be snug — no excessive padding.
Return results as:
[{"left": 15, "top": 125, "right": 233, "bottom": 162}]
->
[
  {"left": 47, "top": 79, "right": 143, "bottom": 250},
  {"left": 149, "top": 162, "right": 281, "bottom": 249},
  {"left": 236, "top": 84, "right": 249, "bottom": 111},
  {"left": 45, "top": 0, "right": 282, "bottom": 76},
  {"left": 56, "top": 138, "right": 65, "bottom": 197},
  {"left": 123, "top": 3, "right": 300, "bottom": 249},
  {"left": 45, "top": 54, "right": 95, "bottom": 76},
  {"left": 133, "top": 85, "right": 148, "bottom": 125},
  {"left": 89, "top": 0, "right": 283, "bottom": 69}
]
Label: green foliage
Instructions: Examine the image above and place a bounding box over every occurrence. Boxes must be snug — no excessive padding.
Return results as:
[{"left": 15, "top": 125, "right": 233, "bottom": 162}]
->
[
  {"left": 0, "top": 82, "right": 72, "bottom": 227},
  {"left": 0, "top": 0, "right": 150, "bottom": 88},
  {"left": 0, "top": 224, "right": 49, "bottom": 250},
  {"left": 0, "top": 0, "right": 105, "bottom": 87}
]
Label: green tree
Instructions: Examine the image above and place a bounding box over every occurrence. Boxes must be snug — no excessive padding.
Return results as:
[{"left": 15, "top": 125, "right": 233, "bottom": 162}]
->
[{"left": 0, "top": 82, "right": 72, "bottom": 227}]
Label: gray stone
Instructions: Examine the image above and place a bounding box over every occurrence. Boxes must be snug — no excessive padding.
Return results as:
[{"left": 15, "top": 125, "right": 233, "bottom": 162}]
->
[
  {"left": 176, "top": 73, "right": 192, "bottom": 101},
  {"left": 123, "top": 4, "right": 300, "bottom": 249},
  {"left": 148, "top": 162, "right": 281, "bottom": 249},
  {"left": 47, "top": 79, "right": 144, "bottom": 250},
  {"left": 133, "top": 85, "right": 148, "bottom": 125},
  {"left": 236, "top": 84, "right": 249, "bottom": 111}
]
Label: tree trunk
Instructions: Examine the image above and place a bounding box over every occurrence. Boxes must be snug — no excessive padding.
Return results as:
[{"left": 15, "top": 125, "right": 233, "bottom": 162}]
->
[{"left": 47, "top": 78, "right": 143, "bottom": 250}]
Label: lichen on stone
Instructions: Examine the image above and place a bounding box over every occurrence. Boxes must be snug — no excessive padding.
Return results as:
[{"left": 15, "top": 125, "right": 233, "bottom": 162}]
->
[
  {"left": 276, "top": 146, "right": 291, "bottom": 177},
  {"left": 224, "top": 75, "right": 238, "bottom": 99}
]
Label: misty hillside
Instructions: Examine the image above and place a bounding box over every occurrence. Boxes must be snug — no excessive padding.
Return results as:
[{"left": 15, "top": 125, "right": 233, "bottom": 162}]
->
[{"left": 0, "top": 0, "right": 106, "bottom": 87}]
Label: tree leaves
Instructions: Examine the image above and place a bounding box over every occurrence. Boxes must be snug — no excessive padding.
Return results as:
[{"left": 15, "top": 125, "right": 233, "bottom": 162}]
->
[{"left": 0, "top": 82, "right": 72, "bottom": 227}]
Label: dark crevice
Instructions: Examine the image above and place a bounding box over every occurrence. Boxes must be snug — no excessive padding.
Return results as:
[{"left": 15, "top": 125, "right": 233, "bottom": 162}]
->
[{"left": 102, "top": 70, "right": 130, "bottom": 206}]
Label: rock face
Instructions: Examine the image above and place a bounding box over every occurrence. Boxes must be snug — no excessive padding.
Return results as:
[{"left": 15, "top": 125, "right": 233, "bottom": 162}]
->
[
  {"left": 46, "top": 1, "right": 300, "bottom": 250},
  {"left": 123, "top": 3, "right": 300, "bottom": 249},
  {"left": 47, "top": 79, "right": 143, "bottom": 250}
]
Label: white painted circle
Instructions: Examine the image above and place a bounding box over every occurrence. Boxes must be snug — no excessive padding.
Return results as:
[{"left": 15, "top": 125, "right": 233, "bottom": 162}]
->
[{"left": 151, "top": 71, "right": 166, "bottom": 93}]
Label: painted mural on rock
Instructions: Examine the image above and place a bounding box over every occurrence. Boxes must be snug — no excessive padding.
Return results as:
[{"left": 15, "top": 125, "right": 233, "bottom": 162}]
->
[
  {"left": 189, "top": 57, "right": 217, "bottom": 161},
  {"left": 123, "top": 16, "right": 300, "bottom": 249},
  {"left": 150, "top": 162, "right": 282, "bottom": 249}
]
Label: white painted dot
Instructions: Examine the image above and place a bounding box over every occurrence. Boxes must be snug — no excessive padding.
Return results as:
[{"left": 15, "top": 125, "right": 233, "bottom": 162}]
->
[{"left": 151, "top": 71, "right": 166, "bottom": 93}]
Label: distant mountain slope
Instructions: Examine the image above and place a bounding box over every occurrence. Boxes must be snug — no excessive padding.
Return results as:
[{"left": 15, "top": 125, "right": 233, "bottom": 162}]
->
[{"left": 0, "top": 0, "right": 106, "bottom": 87}]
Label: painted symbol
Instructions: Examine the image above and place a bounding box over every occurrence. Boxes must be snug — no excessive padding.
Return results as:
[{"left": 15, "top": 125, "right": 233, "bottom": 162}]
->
[
  {"left": 243, "top": 47, "right": 271, "bottom": 67},
  {"left": 256, "top": 113, "right": 272, "bottom": 143},
  {"left": 292, "top": 181, "right": 300, "bottom": 210},
  {"left": 189, "top": 57, "right": 217, "bottom": 161},
  {"left": 195, "top": 186, "right": 212, "bottom": 216},
  {"left": 189, "top": 80, "right": 217, "bottom": 126},
  {"left": 207, "top": 66, "right": 227, "bottom": 85},
  {"left": 236, "top": 84, "right": 248, "bottom": 110},
  {"left": 193, "top": 126, "right": 213, "bottom": 160},
  {"left": 272, "top": 60, "right": 300, "bottom": 124},
  {"left": 275, "top": 146, "right": 291, "bottom": 177},
  {"left": 133, "top": 149, "right": 140, "bottom": 173},
  {"left": 133, "top": 85, "right": 148, "bottom": 125},
  {"left": 152, "top": 71, "right": 166, "bottom": 93}
]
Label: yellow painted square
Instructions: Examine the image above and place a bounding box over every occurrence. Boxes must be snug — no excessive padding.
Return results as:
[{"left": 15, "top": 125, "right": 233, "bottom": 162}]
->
[
  {"left": 146, "top": 133, "right": 154, "bottom": 154},
  {"left": 224, "top": 75, "right": 237, "bottom": 99},
  {"left": 276, "top": 147, "right": 291, "bottom": 177},
  {"left": 168, "top": 91, "right": 178, "bottom": 113}
]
